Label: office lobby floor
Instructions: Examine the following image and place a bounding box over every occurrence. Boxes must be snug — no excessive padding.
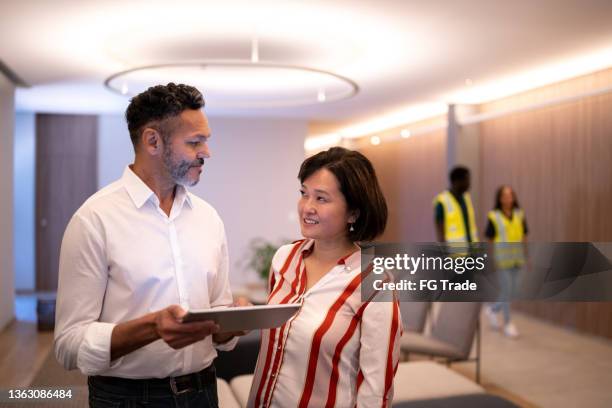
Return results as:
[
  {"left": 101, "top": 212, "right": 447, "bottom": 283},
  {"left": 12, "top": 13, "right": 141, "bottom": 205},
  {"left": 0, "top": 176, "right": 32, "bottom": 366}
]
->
[
  {"left": 2, "top": 296, "right": 612, "bottom": 407},
  {"left": 452, "top": 310, "right": 612, "bottom": 408},
  {"left": 0, "top": 295, "right": 53, "bottom": 389}
]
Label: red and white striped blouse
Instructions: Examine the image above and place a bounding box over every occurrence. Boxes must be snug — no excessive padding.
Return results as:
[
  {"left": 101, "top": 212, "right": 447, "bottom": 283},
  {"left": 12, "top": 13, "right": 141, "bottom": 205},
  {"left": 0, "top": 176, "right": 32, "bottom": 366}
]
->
[{"left": 248, "top": 239, "right": 402, "bottom": 408}]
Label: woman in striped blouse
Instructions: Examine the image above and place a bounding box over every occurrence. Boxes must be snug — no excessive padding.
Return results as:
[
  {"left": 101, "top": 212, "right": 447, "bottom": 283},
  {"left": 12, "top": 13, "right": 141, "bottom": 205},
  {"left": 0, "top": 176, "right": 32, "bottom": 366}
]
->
[{"left": 248, "top": 147, "right": 402, "bottom": 408}]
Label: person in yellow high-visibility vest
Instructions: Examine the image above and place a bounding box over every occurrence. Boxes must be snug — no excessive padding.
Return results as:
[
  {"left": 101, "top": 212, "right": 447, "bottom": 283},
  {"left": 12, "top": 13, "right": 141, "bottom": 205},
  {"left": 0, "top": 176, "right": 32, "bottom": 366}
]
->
[
  {"left": 484, "top": 185, "right": 529, "bottom": 339},
  {"left": 433, "top": 166, "right": 479, "bottom": 244}
]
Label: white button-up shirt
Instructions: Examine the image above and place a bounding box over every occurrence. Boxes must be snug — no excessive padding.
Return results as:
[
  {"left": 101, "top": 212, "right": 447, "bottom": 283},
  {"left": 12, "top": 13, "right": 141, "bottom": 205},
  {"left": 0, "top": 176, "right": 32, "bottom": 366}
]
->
[{"left": 54, "top": 166, "right": 237, "bottom": 379}]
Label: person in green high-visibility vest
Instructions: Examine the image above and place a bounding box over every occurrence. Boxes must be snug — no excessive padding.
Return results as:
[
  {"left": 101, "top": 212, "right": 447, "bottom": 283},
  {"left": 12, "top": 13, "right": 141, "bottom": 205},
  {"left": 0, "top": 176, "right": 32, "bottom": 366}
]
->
[
  {"left": 433, "top": 166, "right": 479, "bottom": 244},
  {"left": 484, "top": 185, "right": 529, "bottom": 339}
]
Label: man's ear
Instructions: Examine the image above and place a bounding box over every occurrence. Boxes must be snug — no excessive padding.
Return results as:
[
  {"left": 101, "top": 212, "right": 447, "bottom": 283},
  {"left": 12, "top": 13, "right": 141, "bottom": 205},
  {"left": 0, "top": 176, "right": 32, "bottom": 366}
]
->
[{"left": 141, "top": 127, "right": 163, "bottom": 155}]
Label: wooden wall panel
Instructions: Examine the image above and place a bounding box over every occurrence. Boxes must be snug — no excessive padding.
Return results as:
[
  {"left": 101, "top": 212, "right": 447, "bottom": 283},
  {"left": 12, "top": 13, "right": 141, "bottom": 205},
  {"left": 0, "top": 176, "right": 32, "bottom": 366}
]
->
[
  {"left": 478, "top": 79, "right": 612, "bottom": 339},
  {"left": 479, "top": 92, "right": 612, "bottom": 240},
  {"left": 36, "top": 114, "right": 98, "bottom": 291},
  {"left": 480, "top": 67, "right": 612, "bottom": 114},
  {"left": 358, "top": 130, "right": 446, "bottom": 242}
]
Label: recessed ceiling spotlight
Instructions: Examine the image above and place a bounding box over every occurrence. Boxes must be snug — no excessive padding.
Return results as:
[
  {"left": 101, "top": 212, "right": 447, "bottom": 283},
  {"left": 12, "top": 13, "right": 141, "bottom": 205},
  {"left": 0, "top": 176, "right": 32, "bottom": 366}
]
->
[
  {"left": 317, "top": 89, "right": 326, "bottom": 102},
  {"left": 370, "top": 136, "right": 381, "bottom": 145},
  {"left": 400, "top": 129, "right": 411, "bottom": 138},
  {"left": 251, "top": 37, "right": 259, "bottom": 63}
]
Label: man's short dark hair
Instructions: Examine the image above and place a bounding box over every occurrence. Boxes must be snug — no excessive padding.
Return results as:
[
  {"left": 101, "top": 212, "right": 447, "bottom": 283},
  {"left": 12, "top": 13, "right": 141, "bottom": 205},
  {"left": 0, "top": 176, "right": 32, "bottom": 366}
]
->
[
  {"left": 449, "top": 166, "right": 470, "bottom": 183},
  {"left": 125, "top": 83, "right": 205, "bottom": 149},
  {"left": 298, "top": 147, "right": 388, "bottom": 242}
]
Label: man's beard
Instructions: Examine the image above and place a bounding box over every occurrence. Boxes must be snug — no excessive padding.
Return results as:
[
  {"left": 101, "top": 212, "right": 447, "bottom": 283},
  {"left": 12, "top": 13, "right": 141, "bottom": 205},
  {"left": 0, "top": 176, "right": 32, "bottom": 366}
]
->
[{"left": 163, "top": 146, "right": 203, "bottom": 187}]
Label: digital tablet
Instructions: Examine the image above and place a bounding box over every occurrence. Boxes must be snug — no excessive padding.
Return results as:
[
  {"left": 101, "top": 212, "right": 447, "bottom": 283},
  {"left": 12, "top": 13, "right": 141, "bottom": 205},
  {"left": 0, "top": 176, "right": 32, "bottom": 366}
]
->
[{"left": 181, "top": 303, "right": 301, "bottom": 332}]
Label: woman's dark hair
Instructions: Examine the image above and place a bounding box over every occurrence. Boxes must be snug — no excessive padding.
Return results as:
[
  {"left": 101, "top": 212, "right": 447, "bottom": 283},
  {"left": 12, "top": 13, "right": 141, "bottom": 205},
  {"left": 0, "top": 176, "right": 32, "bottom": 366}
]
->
[
  {"left": 494, "top": 185, "right": 520, "bottom": 210},
  {"left": 125, "top": 83, "right": 205, "bottom": 149},
  {"left": 298, "top": 147, "right": 387, "bottom": 242}
]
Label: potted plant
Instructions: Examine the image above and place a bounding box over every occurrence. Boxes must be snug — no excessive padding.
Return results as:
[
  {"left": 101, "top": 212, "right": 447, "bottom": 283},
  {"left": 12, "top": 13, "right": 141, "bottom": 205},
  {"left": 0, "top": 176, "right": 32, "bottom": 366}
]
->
[{"left": 245, "top": 238, "right": 282, "bottom": 281}]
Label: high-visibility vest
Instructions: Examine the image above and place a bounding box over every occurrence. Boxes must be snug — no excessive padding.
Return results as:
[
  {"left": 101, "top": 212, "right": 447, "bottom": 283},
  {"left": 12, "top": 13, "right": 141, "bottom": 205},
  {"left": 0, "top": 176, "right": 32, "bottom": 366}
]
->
[
  {"left": 433, "top": 190, "right": 479, "bottom": 243},
  {"left": 488, "top": 209, "right": 525, "bottom": 269}
]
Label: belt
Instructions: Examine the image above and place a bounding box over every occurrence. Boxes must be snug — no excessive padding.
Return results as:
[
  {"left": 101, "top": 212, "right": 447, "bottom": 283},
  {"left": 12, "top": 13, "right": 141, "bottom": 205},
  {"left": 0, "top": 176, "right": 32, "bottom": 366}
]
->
[{"left": 89, "top": 364, "right": 216, "bottom": 396}]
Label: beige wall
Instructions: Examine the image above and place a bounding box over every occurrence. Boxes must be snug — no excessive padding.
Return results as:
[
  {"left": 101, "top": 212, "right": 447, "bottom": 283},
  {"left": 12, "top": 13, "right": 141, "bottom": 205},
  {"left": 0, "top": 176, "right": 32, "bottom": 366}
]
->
[
  {"left": 191, "top": 117, "right": 306, "bottom": 285},
  {"left": 14, "top": 113, "right": 36, "bottom": 291},
  {"left": 0, "top": 71, "right": 15, "bottom": 330},
  {"left": 97, "top": 114, "right": 135, "bottom": 188}
]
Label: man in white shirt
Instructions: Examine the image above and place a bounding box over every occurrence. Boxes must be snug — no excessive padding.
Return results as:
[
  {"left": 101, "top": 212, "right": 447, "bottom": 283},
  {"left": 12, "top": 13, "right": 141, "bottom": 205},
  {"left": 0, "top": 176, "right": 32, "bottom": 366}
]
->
[{"left": 54, "top": 83, "right": 240, "bottom": 407}]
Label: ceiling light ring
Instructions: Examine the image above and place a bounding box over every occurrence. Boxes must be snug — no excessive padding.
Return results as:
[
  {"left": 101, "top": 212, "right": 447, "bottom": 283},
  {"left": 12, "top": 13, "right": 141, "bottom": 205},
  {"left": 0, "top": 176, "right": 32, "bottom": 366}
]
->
[{"left": 104, "top": 61, "right": 359, "bottom": 107}]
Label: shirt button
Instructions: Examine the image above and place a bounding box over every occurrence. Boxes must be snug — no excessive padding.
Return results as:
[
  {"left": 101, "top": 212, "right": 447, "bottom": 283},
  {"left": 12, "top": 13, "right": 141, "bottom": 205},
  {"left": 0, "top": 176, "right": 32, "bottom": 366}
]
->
[{"left": 277, "top": 346, "right": 281, "bottom": 350}]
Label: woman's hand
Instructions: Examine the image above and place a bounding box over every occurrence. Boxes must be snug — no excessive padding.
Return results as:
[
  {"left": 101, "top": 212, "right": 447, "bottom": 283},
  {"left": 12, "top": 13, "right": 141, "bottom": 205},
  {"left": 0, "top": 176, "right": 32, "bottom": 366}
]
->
[{"left": 212, "top": 296, "right": 253, "bottom": 343}]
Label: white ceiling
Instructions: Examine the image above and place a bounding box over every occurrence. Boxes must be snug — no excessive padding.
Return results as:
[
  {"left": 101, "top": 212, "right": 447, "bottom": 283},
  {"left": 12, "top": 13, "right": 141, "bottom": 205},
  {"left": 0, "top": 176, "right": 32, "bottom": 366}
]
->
[{"left": 2, "top": 0, "right": 612, "bottom": 123}]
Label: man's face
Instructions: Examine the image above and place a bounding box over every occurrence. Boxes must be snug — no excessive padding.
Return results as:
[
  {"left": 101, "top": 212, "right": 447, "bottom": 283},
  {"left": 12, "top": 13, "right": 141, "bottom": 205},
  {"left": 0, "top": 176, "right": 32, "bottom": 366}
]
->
[
  {"left": 162, "top": 109, "right": 212, "bottom": 187},
  {"left": 454, "top": 175, "right": 471, "bottom": 194}
]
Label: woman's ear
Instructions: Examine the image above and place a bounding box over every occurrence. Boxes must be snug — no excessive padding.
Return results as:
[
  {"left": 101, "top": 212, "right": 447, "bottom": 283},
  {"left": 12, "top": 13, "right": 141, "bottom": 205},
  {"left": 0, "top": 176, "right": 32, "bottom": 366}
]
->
[{"left": 348, "top": 209, "right": 360, "bottom": 224}]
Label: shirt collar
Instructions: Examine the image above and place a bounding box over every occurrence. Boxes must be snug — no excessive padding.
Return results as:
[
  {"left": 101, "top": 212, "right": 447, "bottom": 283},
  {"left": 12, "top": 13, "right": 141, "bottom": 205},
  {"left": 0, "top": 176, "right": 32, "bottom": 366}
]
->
[
  {"left": 122, "top": 166, "right": 193, "bottom": 210},
  {"left": 338, "top": 248, "right": 361, "bottom": 272},
  {"left": 176, "top": 185, "right": 194, "bottom": 209},
  {"left": 300, "top": 239, "right": 361, "bottom": 272},
  {"left": 300, "top": 239, "right": 315, "bottom": 257},
  {"left": 123, "top": 166, "right": 154, "bottom": 209}
]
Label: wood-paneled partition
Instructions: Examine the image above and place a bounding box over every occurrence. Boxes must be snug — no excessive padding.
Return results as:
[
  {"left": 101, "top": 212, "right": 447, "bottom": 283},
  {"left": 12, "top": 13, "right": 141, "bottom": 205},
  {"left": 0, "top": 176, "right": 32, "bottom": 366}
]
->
[
  {"left": 357, "top": 128, "right": 446, "bottom": 242},
  {"left": 349, "top": 68, "right": 612, "bottom": 339},
  {"left": 478, "top": 93, "right": 612, "bottom": 241},
  {"left": 477, "top": 68, "right": 612, "bottom": 339}
]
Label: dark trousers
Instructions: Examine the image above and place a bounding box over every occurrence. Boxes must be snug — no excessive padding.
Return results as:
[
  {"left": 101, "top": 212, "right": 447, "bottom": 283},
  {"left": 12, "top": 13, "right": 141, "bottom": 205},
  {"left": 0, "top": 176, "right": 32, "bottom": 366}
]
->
[{"left": 88, "top": 365, "right": 218, "bottom": 408}]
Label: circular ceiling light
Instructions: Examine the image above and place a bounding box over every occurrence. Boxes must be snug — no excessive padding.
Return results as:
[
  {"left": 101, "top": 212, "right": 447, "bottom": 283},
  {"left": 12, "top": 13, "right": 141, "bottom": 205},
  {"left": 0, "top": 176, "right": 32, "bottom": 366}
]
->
[{"left": 104, "top": 62, "right": 359, "bottom": 108}]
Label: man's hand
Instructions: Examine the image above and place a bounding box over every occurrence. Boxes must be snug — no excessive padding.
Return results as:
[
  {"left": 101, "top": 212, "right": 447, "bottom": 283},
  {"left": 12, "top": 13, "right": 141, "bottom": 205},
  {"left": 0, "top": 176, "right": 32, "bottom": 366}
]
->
[
  {"left": 212, "top": 297, "right": 253, "bottom": 344},
  {"left": 155, "top": 305, "right": 220, "bottom": 350}
]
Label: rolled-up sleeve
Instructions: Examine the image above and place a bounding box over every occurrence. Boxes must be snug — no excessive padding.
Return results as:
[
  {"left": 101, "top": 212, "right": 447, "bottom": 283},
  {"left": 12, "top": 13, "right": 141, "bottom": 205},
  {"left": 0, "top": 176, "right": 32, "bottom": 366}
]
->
[
  {"left": 76, "top": 322, "right": 117, "bottom": 374},
  {"left": 357, "top": 291, "right": 402, "bottom": 407},
  {"left": 54, "top": 212, "right": 117, "bottom": 375}
]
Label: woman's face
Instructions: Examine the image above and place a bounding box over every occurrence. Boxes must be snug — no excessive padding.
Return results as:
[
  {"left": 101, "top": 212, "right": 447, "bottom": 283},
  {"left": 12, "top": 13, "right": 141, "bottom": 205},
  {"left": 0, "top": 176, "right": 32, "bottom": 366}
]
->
[
  {"left": 500, "top": 186, "right": 515, "bottom": 209},
  {"left": 298, "top": 168, "right": 356, "bottom": 242}
]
